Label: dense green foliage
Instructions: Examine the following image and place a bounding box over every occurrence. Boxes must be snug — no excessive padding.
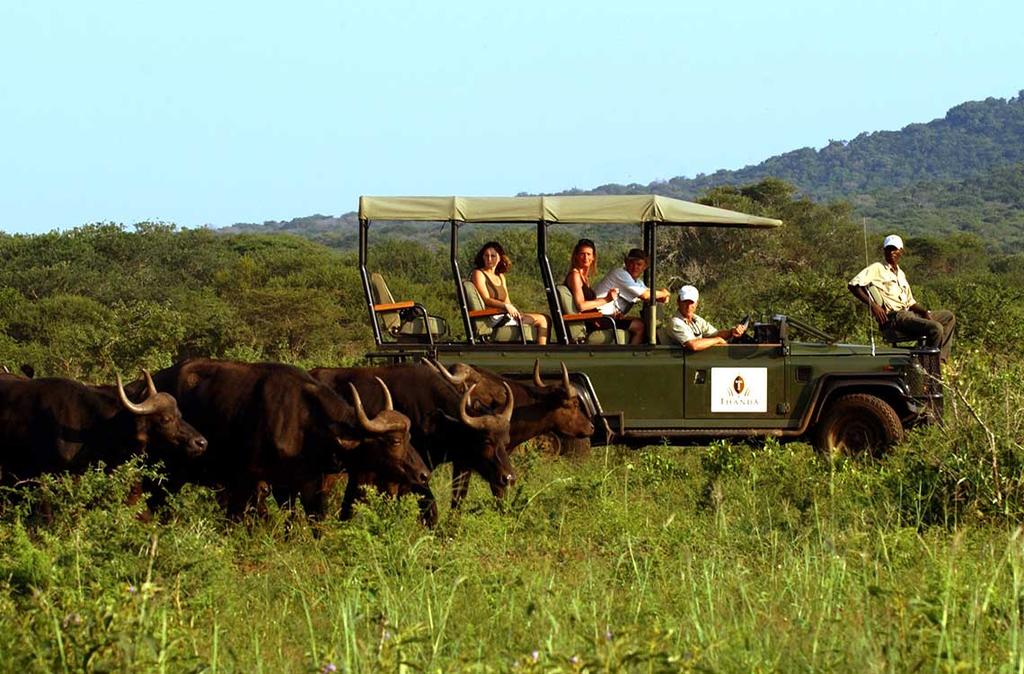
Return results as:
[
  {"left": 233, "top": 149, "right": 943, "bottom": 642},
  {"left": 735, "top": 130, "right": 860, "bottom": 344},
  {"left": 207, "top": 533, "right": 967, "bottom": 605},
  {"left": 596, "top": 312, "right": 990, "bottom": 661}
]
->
[
  {"left": 0, "top": 224, "right": 372, "bottom": 380},
  {"left": 858, "top": 163, "right": 1024, "bottom": 251}
]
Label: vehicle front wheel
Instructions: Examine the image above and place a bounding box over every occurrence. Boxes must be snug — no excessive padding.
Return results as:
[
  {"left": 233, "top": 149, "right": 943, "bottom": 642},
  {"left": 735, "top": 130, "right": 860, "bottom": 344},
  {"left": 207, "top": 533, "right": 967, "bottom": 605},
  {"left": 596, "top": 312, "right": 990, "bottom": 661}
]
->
[{"left": 814, "top": 393, "right": 903, "bottom": 456}]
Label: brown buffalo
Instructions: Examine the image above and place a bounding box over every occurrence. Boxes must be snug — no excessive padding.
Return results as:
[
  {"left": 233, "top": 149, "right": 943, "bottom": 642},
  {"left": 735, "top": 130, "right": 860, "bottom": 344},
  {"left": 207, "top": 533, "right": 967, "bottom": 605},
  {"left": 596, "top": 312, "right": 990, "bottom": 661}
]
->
[
  {"left": 141, "top": 359, "right": 429, "bottom": 517},
  {"left": 422, "top": 359, "right": 594, "bottom": 496},
  {"left": 0, "top": 371, "right": 206, "bottom": 484},
  {"left": 425, "top": 359, "right": 595, "bottom": 451},
  {"left": 310, "top": 363, "right": 514, "bottom": 524}
]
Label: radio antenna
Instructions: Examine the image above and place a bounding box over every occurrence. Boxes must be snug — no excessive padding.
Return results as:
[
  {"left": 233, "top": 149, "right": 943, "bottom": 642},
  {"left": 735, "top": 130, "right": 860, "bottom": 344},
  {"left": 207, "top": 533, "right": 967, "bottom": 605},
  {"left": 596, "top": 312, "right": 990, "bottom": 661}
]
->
[{"left": 862, "top": 216, "right": 875, "bottom": 356}]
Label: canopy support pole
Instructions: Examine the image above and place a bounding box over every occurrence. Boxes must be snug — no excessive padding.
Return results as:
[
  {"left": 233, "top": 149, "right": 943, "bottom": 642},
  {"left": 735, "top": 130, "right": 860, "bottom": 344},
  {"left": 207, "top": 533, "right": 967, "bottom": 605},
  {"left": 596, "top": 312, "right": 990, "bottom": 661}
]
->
[
  {"left": 359, "top": 219, "right": 384, "bottom": 346},
  {"left": 537, "top": 220, "right": 566, "bottom": 345},
  {"left": 644, "top": 221, "right": 657, "bottom": 345},
  {"left": 450, "top": 221, "right": 475, "bottom": 345}
]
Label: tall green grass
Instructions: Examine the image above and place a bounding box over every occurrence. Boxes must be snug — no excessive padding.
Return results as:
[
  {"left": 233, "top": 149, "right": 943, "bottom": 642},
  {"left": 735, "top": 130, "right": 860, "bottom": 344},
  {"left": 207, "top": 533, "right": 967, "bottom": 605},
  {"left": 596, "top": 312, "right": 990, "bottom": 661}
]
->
[{"left": 3, "top": 352, "right": 1024, "bottom": 672}]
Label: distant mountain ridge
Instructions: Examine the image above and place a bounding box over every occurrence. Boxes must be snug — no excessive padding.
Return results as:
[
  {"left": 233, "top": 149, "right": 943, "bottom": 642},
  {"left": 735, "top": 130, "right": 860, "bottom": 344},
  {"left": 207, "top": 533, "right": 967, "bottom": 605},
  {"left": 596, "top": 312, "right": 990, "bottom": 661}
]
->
[
  {"left": 570, "top": 91, "right": 1024, "bottom": 201},
  {"left": 221, "top": 91, "right": 1024, "bottom": 250}
]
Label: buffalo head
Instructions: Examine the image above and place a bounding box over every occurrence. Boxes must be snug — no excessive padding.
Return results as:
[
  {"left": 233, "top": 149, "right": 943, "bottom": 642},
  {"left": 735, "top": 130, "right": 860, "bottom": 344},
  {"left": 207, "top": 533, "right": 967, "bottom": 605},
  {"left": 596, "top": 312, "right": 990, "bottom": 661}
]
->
[
  {"left": 116, "top": 370, "right": 208, "bottom": 457},
  {"left": 454, "top": 382, "right": 515, "bottom": 494},
  {"left": 345, "top": 377, "right": 430, "bottom": 487},
  {"left": 531, "top": 361, "right": 595, "bottom": 439}
]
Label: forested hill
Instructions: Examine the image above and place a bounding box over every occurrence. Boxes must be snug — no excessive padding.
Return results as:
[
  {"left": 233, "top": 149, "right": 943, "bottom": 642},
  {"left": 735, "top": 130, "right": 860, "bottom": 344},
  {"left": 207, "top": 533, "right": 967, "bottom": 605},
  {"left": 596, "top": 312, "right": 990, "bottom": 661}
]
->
[
  {"left": 859, "top": 163, "right": 1024, "bottom": 251},
  {"left": 576, "top": 92, "right": 1024, "bottom": 201},
  {"left": 219, "top": 92, "right": 1024, "bottom": 250}
]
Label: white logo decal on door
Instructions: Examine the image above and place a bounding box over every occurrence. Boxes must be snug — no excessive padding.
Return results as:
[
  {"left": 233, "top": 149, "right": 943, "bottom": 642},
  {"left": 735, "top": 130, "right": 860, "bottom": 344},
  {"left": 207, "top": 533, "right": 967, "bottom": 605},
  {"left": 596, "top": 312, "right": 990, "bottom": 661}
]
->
[{"left": 711, "top": 368, "right": 767, "bottom": 413}]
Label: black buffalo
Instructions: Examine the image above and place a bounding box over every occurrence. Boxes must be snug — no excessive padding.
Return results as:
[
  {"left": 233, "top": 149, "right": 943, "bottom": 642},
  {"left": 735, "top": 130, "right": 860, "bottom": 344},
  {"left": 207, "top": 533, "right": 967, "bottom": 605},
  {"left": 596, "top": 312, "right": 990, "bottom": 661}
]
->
[
  {"left": 426, "top": 359, "right": 595, "bottom": 451},
  {"left": 142, "top": 359, "right": 429, "bottom": 517},
  {"left": 422, "top": 359, "right": 594, "bottom": 503},
  {"left": 309, "top": 363, "right": 515, "bottom": 523},
  {"left": 0, "top": 371, "right": 207, "bottom": 483}
]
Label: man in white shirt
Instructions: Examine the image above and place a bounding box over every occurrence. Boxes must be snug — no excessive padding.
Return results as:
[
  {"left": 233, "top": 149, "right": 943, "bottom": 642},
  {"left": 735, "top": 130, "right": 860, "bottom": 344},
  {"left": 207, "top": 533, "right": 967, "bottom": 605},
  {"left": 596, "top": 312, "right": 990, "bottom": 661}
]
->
[
  {"left": 593, "top": 248, "right": 670, "bottom": 344},
  {"left": 669, "top": 285, "right": 747, "bottom": 351},
  {"left": 848, "top": 234, "right": 955, "bottom": 362}
]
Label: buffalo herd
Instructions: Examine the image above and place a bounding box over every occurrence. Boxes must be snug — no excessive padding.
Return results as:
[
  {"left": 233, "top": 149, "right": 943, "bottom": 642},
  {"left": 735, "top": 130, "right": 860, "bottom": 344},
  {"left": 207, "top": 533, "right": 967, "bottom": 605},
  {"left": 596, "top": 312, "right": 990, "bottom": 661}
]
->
[{"left": 0, "top": 359, "right": 594, "bottom": 524}]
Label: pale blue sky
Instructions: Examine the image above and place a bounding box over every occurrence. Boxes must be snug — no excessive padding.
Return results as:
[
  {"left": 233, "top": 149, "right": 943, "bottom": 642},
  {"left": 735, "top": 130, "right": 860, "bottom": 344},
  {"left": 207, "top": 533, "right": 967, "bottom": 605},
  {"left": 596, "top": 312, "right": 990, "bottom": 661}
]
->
[{"left": 1, "top": 0, "right": 1020, "bottom": 234}]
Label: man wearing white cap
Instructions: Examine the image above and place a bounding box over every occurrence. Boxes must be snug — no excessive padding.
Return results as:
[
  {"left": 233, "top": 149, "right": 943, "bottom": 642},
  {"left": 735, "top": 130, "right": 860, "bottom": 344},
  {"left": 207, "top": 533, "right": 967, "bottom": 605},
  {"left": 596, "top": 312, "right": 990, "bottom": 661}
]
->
[
  {"left": 848, "top": 234, "right": 956, "bottom": 362},
  {"left": 669, "top": 285, "right": 748, "bottom": 351}
]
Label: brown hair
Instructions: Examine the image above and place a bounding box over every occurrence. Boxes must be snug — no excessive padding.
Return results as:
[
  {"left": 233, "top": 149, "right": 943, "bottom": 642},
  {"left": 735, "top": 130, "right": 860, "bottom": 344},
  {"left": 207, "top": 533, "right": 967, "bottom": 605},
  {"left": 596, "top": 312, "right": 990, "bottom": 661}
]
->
[
  {"left": 569, "top": 238, "right": 598, "bottom": 279},
  {"left": 473, "top": 241, "right": 511, "bottom": 275}
]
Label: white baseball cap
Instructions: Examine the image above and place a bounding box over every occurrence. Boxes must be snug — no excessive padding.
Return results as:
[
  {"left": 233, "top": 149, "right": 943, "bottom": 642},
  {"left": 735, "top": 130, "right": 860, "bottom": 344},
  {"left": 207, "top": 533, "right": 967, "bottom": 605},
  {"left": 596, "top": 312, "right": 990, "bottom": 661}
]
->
[
  {"left": 883, "top": 234, "right": 904, "bottom": 250},
  {"left": 678, "top": 285, "right": 699, "bottom": 303}
]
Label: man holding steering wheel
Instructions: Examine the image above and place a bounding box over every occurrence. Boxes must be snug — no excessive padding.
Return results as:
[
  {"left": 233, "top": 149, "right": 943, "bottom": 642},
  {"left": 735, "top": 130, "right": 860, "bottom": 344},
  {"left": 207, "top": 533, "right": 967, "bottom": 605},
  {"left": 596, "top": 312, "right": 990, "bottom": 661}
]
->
[{"left": 668, "top": 285, "right": 749, "bottom": 351}]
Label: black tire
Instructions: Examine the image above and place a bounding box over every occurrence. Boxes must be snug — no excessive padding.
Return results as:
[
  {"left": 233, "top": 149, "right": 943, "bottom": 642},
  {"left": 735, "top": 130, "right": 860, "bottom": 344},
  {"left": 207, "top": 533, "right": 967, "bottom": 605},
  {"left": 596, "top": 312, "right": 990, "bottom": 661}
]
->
[{"left": 814, "top": 393, "right": 903, "bottom": 456}]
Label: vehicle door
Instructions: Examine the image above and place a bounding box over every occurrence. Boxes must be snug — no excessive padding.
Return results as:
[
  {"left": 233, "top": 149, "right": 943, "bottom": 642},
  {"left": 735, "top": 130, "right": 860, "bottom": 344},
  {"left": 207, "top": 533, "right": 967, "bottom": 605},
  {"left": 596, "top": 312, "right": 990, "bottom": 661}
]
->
[
  {"left": 558, "top": 347, "right": 685, "bottom": 430},
  {"left": 683, "top": 344, "right": 788, "bottom": 427}
]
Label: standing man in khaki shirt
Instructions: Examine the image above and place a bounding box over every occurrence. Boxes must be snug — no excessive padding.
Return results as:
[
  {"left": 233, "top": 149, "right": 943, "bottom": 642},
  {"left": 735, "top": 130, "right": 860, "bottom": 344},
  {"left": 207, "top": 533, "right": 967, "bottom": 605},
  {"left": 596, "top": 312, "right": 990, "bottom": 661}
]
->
[{"left": 848, "top": 234, "right": 956, "bottom": 362}]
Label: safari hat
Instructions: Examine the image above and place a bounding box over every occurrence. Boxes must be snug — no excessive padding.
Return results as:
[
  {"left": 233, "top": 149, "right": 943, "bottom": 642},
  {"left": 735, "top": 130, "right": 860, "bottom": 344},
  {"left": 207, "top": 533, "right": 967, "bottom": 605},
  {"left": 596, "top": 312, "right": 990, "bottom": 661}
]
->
[
  {"left": 678, "top": 285, "right": 699, "bottom": 303},
  {"left": 883, "top": 234, "right": 904, "bottom": 250}
]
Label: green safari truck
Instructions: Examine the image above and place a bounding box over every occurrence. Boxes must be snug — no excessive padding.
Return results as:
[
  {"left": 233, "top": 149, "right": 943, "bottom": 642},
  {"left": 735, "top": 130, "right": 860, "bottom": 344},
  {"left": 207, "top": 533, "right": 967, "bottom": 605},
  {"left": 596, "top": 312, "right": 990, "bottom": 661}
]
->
[{"left": 356, "top": 195, "right": 942, "bottom": 454}]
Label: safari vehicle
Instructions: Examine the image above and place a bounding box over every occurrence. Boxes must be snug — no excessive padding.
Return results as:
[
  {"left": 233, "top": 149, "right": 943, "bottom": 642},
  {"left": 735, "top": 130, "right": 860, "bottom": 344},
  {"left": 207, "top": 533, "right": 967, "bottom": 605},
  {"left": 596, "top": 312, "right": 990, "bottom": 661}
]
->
[{"left": 357, "top": 195, "right": 943, "bottom": 453}]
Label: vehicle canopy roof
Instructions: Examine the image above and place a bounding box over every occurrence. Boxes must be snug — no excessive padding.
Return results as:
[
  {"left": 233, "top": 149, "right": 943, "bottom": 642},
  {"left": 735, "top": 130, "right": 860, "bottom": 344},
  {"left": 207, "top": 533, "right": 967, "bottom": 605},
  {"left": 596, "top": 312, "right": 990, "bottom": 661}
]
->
[{"left": 358, "top": 195, "right": 782, "bottom": 228}]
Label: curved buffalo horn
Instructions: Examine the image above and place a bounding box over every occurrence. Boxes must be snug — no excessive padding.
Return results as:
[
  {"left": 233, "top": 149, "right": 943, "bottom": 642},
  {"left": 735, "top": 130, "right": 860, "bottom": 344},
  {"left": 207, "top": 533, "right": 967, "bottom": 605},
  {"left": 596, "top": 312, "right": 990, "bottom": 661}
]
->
[
  {"left": 458, "top": 384, "right": 487, "bottom": 430},
  {"left": 499, "top": 381, "right": 515, "bottom": 423},
  {"left": 375, "top": 376, "right": 394, "bottom": 412},
  {"left": 1, "top": 365, "right": 9, "bottom": 374},
  {"left": 349, "top": 382, "right": 404, "bottom": 434},
  {"left": 419, "top": 356, "right": 440, "bottom": 372},
  {"left": 116, "top": 373, "right": 159, "bottom": 416},
  {"left": 533, "top": 359, "right": 546, "bottom": 388},
  {"left": 143, "top": 369, "right": 159, "bottom": 398},
  {"left": 431, "top": 359, "right": 471, "bottom": 386},
  {"left": 459, "top": 382, "right": 514, "bottom": 430},
  {"left": 560, "top": 362, "right": 578, "bottom": 399}
]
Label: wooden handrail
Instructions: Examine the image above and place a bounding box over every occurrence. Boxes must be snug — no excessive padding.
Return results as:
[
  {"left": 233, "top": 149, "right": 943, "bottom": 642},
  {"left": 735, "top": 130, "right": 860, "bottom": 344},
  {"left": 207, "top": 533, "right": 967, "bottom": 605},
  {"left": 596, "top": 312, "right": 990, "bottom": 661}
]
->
[
  {"left": 563, "top": 311, "right": 605, "bottom": 322},
  {"left": 373, "top": 301, "right": 415, "bottom": 312},
  {"left": 468, "top": 308, "right": 505, "bottom": 318}
]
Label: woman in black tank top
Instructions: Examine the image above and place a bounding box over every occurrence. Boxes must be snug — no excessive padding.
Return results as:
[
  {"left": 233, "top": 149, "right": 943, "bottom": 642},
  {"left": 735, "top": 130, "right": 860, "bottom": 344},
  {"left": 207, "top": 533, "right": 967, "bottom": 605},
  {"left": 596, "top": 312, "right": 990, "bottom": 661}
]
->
[{"left": 471, "top": 241, "right": 550, "bottom": 344}]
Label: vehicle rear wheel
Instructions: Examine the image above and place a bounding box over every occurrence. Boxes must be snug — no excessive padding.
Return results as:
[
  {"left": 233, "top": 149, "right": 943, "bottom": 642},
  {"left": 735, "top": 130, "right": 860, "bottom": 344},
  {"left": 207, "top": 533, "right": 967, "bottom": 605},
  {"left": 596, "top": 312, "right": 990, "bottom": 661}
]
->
[{"left": 814, "top": 393, "right": 903, "bottom": 456}]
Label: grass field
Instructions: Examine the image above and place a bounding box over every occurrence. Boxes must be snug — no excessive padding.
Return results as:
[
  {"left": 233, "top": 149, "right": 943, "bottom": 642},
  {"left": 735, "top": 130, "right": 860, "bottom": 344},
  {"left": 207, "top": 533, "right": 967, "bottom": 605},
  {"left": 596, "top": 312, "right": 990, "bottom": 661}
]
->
[{"left": 3, "top": 354, "right": 1024, "bottom": 672}]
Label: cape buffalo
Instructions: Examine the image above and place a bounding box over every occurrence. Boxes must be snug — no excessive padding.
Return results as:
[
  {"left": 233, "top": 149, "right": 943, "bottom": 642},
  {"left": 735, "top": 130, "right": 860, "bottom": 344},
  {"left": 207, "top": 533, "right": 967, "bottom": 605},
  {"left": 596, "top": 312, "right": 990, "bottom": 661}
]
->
[
  {"left": 309, "top": 362, "right": 515, "bottom": 524},
  {"left": 142, "top": 359, "right": 429, "bottom": 517},
  {"left": 426, "top": 359, "right": 595, "bottom": 450},
  {"left": 0, "top": 371, "right": 206, "bottom": 484},
  {"left": 421, "top": 359, "right": 594, "bottom": 498}
]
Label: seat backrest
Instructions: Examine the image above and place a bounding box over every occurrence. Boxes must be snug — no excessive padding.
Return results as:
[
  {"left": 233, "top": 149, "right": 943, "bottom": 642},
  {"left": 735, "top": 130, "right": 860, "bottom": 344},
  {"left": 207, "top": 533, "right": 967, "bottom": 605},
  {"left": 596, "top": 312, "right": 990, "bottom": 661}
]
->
[
  {"left": 462, "top": 280, "right": 493, "bottom": 338},
  {"left": 369, "top": 272, "right": 400, "bottom": 333},
  {"left": 555, "top": 285, "right": 588, "bottom": 343}
]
